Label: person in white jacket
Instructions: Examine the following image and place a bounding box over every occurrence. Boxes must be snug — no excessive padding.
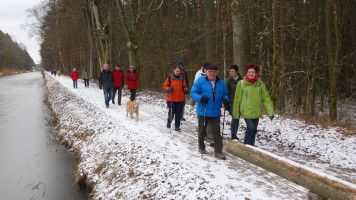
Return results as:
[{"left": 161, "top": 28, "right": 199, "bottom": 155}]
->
[{"left": 190, "top": 62, "right": 210, "bottom": 107}]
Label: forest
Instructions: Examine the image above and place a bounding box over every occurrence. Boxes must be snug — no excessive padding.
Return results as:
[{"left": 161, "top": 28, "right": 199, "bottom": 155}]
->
[
  {"left": 27, "top": 0, "right": 355, "bottom": 122},
  {"left": 0, "top": 30, "right": 35, "bottom": 73}
]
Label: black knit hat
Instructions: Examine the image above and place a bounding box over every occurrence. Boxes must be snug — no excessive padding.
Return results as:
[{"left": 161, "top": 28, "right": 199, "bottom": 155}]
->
[{"left": 206, "top": 65, "right": 218, "bottom": 70}]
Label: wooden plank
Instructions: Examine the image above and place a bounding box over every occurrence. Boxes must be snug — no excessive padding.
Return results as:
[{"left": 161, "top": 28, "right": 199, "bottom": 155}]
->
[{"left": 226, "top": 141, "right": 356, "bottom": 200}]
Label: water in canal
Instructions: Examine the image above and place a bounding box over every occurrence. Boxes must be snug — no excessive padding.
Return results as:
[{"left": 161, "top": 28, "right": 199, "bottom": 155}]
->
[{"left": 0, "top": 72, "right": 88, "bottom": 199}]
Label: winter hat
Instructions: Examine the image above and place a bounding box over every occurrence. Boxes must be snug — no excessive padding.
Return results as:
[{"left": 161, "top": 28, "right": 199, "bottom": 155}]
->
[
  {"left": 246, "top": 64, "right": 258, "bottom": 74},
  {"left": 206, "top": 65, "right": 218, "bottom": 70},
  {"left": 176, "top": 60, "right": 184, "bottom": 66},
  {"left": 129, "top": 65, "right": 134, "bottom": 69}
]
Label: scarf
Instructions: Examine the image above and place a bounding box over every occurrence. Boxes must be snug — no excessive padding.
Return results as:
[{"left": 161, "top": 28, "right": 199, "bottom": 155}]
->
[
  {"left": 130, "top": 71, "right": 135, "bottom": 80},
  {"left": 245, "top": 74, "right": 259, "bottom": 85}
]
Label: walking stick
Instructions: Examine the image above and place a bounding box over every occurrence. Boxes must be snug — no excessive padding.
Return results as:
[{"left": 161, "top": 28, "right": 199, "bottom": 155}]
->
[
  {"left": 221, "top": 108, "right": 226, "bottom": 137},
  {"left": 204, "top": 103, "right": 207, "bottom": 127},
  {"left": 170, "top": 92, "right": 173, "bottom": 134}
]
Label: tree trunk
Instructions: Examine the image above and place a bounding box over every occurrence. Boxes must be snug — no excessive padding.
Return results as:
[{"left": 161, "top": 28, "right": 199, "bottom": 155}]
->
[
  {"left": 204, "top": 0, "right": 216, "bottom": 64},
  {"left": 183, "top": 0, "right": 192, "bottom": 64},
  {"left": 226, "top": 141, "right": 356, "bottom": 200},
  {"left": 326, "top": 0, "right": 341, "bottom": 121},
  {"left": 230, "top": 0, "right": 249, "bottom": 75},
  {"left": 279, "top": 0, "right": 286, "bottom": 112},
  {"left": 271, "top": 0, "right": 278, "bottom": 106}
]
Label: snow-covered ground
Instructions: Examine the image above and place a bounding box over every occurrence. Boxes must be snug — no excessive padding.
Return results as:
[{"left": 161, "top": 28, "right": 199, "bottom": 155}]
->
[{"left": 44, "top": 72, "right": 356, "bottom": 199}]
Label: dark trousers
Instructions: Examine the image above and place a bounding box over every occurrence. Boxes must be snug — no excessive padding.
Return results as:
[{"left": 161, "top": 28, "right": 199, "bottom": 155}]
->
[
  {"left": 130, "top": 89, "right": 136, "bottom": 101},
  {"left": 112, "top": 87, "right": 122, "bottom": 104},
  {"left": 84, "top": 79, "right": 89, "bottom": 87},
  {"left": 73, "top": 80, "right": 77, "bottom": 88},
  {"left": 198, "top": 115, "right": 222, "bottom": 153},
  {"left": 244, "top": 118, "right": 259, "bottom": 145},
  {"left": 167, "top": 101, "right": 184, "bottom": 128},
  {"left": 103, "top": 88, "right": 113, "bottom": 105},
  {"left": 231, "top": 118, "right": 239, "bottom": 137}
]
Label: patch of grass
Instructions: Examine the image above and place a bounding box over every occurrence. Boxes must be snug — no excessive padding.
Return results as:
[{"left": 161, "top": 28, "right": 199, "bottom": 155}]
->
[{"left": 1, "top": 68, "right": 26, "bottom": 76}]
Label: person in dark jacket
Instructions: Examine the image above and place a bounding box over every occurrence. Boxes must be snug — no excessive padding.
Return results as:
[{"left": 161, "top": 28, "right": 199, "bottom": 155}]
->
[
  {"left": 126, "top": 66, "right": 138, "bottom": 101},
  {"left": 190, "top": 64, "right": 229, "bottom": 160},
  {"left": 99, "top": 64, "right": 115, "bottom": 108},
  {"left": 225, "top": 64, "right": 243, "bottom": 140},
  {"left": 112, "top": 64, "right": 124, "bottom": 105}
]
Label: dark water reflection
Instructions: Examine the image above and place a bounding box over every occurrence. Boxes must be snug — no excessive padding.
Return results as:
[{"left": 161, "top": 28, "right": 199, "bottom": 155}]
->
[{"left": 0, "top": 72, "right": 88, "bottom": 199}]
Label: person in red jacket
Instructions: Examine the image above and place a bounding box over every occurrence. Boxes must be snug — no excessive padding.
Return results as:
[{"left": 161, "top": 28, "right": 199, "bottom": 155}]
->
[
  {"left": 112, "top": 64, "right": 124, "bottom": 105},
  {"left": 70, "top": 68, "right": 79, "bottom": 88},
  {"left": 126, "top": 66, "right": 138, "bottom": 101},
  {"left": 163, "top": 65, "right": 189, "bottom": 131}
]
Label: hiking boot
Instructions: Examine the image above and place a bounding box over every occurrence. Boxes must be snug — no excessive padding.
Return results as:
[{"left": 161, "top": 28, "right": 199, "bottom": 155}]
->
[
  {"left": 167, "top": 122, "right": 171, "bottom": 128},
  {"left": 181, "top": 117, "right": 185, "bottom": 121},
  {"left": 215, "top": 152, "right": 226, "bottom": 160},
  {"left": 112, "top": 100, "right": 115, "bottom": 104},
  {"left": 199, "top": 149, "right": 207, "bottom": 154},
  {"left": 175, "top": 127, "right": 181, "bottom": 132},
  {"left": 106, "top": 103, "right": 109, "bottom": 108},
  {"left": 231, "top": 135, "right": 239, "bottom": 141}
]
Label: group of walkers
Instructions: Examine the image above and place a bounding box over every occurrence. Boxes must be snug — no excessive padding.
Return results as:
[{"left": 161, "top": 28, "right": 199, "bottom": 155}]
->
[
  {"left": 51, "top": 69, "right": 60, "bottom": 77},
  {"left": 54, "top": 64, "right": 138, "bottom": 108},
  {"left": 52, "top": 60, "right": 274, "bottom": 160},
  {"left": 98, "top": 64, "right": 138, "bottom": 108},
  {"left": 164, "top": 61, "right": 275, "bottom": 160}
]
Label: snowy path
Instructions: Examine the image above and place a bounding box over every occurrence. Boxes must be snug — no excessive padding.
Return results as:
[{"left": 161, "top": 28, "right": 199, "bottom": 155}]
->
[{"left": 44, "top": 72, "right": 355, "bottom": 199}]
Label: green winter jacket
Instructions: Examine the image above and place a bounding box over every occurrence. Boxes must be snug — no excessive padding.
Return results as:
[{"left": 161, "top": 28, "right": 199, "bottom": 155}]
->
[{"left": 232, "top": 77, "right": 274, "bottom": 119}]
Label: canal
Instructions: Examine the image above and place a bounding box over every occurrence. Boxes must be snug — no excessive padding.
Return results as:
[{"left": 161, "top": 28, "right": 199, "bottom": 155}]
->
[{"left": 0, "top": 72, "right": 88, "bottom": 199}]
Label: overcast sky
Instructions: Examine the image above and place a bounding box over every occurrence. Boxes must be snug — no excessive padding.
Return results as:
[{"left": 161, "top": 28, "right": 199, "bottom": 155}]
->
[{"left": 0, "top": 0, "right": 42, "bottom": 64}]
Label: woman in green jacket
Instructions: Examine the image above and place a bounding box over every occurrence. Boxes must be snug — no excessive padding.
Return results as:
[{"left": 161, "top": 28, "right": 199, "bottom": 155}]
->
[{"left": 232, "top": 64, "right": 274, "bottom": 146}]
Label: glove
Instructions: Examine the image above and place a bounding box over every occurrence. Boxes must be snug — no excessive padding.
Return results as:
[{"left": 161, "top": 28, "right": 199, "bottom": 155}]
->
[
  {"left": 269, "top": 114, "right": 275, "bottom": 121},
  {"left": 166, "top": 87, "right": 174, "bottom": 93},
  {"left": 223, "top": 99, "right": 230, "bottom": 111},
  {"left": 200, "top": 96, "right": 210, "bottom": 104},
  {"left": 184, "top": 89, "right": 189, "bottom": 94}
]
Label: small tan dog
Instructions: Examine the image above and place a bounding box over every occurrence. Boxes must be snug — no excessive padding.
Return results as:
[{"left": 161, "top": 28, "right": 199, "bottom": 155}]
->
[{"left": 126, "top": 100, "right": 139, "bottom": 121}]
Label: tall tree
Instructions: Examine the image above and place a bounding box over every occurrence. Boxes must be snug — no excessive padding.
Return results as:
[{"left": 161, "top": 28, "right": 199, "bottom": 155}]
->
[
  {"left": 115, "top": 0, "right": 159, "bottom": 90},
  {"left": 326, "top": 0, "right": 342, "bottom": 121},
  {"left": 204, "top": 0, "right": 216, "bottom": 64},
  {"left": 230, "top": 0, "right": 249, "bottom": 75}
]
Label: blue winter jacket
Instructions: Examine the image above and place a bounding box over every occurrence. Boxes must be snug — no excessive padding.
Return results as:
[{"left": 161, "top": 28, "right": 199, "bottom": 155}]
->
[{"left": 190, "top": 75, "right": 228, "bottom": 117}]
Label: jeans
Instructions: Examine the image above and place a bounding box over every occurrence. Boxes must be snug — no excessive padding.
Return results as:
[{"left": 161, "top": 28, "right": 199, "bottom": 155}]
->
[
  {"left": 84, "top": 79, "right": 89, "bottom": 87},
  {"left": 73, "top": 80, "right": 77, "bottom": 88},
  {"left": 130, "top": 89, "right": 136, "bottom": 101},
  {"left": 167, "top": 101, "right": 184, "bottom": 128},
  {"left": 198, "top": 115, "right": 222, "bottom": 153},
  {"left": 103, "top": 88, "right": 113, "bottom": 105},
  {"left": 112, "top": 87, "right": 123, "bottom": 104},
  {"left": 231, "top": 118, "right": 239, "bottom": 137},
  {"left": 244, "top": 118, "right": 259, "bottom": 146}
]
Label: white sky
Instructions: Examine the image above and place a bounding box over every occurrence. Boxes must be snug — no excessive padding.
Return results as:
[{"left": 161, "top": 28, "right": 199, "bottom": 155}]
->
[{"left": 0, "top": 0, "right": 42, "bottom": 64}]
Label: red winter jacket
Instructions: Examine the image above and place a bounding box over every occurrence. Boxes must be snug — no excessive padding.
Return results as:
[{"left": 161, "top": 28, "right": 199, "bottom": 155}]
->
[
  {"left": 126, "top": 70, "right": 138, "bottom": 89},
  {"left": 113, "top": 69, "right": 124, "bottom": 87},
  {"left": 70, "top": 71, "right": 79, "bottom": 81}
]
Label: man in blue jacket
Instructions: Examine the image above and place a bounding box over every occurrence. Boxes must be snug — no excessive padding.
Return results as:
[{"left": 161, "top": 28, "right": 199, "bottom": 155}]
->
[{"left": 190, "top": 64, "right": 229, "bottom": 159}]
